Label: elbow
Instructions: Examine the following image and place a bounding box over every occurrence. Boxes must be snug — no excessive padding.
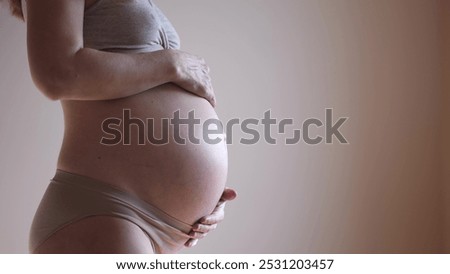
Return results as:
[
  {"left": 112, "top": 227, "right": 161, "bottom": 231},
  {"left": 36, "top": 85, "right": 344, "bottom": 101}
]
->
[
  {"left": 34, "top": 81, "right": 63, "bottom": 101},
  {"left": 30, "top": 65, "right": 81, "bottom": 101}
]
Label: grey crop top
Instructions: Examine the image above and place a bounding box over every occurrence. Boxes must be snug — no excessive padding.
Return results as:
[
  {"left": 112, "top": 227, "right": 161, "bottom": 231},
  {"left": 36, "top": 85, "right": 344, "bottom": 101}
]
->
[{"left": 83, "top": 0, "right": 181, "bottom": 53}]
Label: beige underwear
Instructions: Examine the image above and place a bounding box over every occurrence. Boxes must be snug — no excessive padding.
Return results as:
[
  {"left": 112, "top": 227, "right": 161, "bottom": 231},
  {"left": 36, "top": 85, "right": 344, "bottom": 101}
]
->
[{"left": 29, "top": 169, "right": 192, "bottom": 253}]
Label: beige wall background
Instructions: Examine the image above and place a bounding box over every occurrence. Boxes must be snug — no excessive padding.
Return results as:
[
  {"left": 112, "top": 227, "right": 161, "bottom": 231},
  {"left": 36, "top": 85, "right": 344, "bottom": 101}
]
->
[{"left": 0, "top": 0, "right": 448, "bottom": 253}]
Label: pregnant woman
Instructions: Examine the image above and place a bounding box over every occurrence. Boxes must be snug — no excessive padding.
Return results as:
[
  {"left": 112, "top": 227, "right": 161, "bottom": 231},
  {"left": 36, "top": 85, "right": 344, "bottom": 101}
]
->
[{"left": 9, "top": 0, "right": 236, "bottom": 253}]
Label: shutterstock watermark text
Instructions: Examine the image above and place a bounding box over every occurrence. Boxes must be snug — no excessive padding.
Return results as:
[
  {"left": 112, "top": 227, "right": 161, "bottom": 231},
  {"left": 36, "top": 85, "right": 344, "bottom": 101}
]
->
[{"left": 100, "top": 108, "right": 349, "bottom": 146}]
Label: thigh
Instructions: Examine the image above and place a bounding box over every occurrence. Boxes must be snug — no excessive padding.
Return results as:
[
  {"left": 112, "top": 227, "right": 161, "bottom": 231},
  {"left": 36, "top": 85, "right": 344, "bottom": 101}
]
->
[{"left": 33, "top": 216, "right": 154, "bottom": 254}]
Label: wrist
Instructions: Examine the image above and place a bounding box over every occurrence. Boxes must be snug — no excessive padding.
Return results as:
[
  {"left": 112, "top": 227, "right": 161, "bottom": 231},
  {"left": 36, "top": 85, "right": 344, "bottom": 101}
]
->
[{"left": 163, "top": 49, "right": 180, "bottom": 83}]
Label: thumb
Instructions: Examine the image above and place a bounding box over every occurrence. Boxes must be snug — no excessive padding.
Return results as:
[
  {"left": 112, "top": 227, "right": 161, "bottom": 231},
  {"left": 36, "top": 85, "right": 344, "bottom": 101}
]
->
[{"left": 220, "top": 187, "right": 237, "bottom": 201}]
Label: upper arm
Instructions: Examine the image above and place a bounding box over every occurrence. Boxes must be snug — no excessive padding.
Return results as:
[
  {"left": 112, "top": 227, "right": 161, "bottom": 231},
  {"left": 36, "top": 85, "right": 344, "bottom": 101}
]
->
[{"left": 26, "top": 0, "right": 85, "bottom": 99}]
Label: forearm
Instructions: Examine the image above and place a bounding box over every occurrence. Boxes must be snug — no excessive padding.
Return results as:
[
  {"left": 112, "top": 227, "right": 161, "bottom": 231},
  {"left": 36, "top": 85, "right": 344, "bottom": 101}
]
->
[
  {"left": 25, "top": 0, "right": 177, "bottom": 101},
  {"left": 38, "top": 48, "right": 176, "bottom": 101}
]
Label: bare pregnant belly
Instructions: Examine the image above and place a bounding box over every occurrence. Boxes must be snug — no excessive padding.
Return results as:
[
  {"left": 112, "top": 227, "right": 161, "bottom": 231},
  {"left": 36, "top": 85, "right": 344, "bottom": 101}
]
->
[{"left": 57, "top": 83, "right": 228, "bottom": 224}]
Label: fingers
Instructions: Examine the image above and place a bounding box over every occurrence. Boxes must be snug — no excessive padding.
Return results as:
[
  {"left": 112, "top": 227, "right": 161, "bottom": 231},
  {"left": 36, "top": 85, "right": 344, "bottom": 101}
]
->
[
  {"left": 174, "top": 52, "right": 217, "bottom": 107},
  {"left": 199, "top": 65, "right": 215, "bottom": 106},
  {"left": 189, "top": 63, "right": 215, "bottom": 107},
  {"left": 191, "top": 57, "right": 214, "bottom": 105},
  {"left": 203, "top": 77, "right": 216, "bottom": 107},
  {"left": 185, "top": 223, "right": 217, "bottom": 248},
  {"left": 192, "top": 223, "right": 218, "bottom": 233},
  {"left": 199, "top": 204, "right": 226, "bottom": 225},
  {"left": 196, "top": 188, "right": 237, "bottom": 225},
  {"left": 184, "top": 226, "right": 212, "bottom": 247},
  {"left": 189, "top": 231, "right": 208, "bottom": 239},
  {"left": 184, "top": 187, "right": 237, "bottom": 248},
  {"left": 207, "top": 86, "right": 216, "bottom": 106},
  {"left": 201, "top": 65, "right": 210, "bottom": 74},
  {"left": 220, "top": 187, "right": 237, "bottom": 201},
  {"left": 185, "top": 239, "right": 198, "bottom": 248},
  {"left": 183, "top": 187, "right": 237, "bottom": 249},
  {"left": 203, "top": 85, "right": 216, "bottom": 107},
  {"left": 200, "top": 215, "right": 223, "bottom": 225}
]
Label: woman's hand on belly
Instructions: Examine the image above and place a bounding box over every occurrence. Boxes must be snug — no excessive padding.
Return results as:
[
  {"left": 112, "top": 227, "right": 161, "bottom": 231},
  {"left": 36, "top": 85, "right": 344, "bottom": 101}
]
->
[
  {"left": 166, "top": 49, "right": 216, "bottom": 107},
  {"left": 185, "top": 187, "right": 237, "bottom": 248}
]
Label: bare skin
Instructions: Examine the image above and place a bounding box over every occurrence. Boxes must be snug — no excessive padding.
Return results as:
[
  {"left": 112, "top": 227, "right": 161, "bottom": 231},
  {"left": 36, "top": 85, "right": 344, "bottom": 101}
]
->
[{"left": 27, "top": 0, "right": 237, "bottom": 253}]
